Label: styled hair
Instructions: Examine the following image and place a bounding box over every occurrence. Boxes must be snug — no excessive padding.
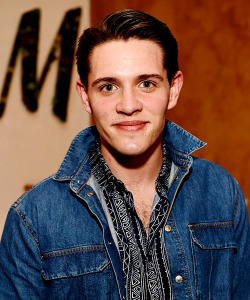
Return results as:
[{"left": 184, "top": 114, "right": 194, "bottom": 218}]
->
[{"left": 76, "top": 9, "right": 179, "bottom": 88}]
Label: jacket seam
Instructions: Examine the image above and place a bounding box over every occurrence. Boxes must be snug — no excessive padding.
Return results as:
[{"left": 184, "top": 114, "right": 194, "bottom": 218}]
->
[
  {"left": 233, "top": 182, "right": 240, "bottom": 223},
  {"left": 60, "top": 154, "right": 89, "bottom": 182},
  {"left": 167, "top": 145, "right": 192, "bottom": 168},
  {"left": 69, "top": 155, "right": 91, "bottom": 192},
  {"left": 41, "top": 245, "right": 106, "bottom": 260},
  {"left": 15, "top": 206, "right": 40, "bottom": 252},
  {"left": 12, "top": 175, "right": 55, "bottom": 208},
  {"left": 74, "top": 173, "right": 92, "bottom": 194},
  {"left": 166, "top": 167, "right": 189, "bottom": 223},
  {"left": 189, "top": 223, "right": 233, "bottom": 230},
  {"left": 190, "top": 233, "right": 199, "bottom": 299},
  {"left": 168, "top": 213, "right": 194, "bottom": 300}
]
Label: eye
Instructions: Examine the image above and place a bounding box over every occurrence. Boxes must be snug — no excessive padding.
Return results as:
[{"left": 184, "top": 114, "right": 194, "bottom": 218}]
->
[
  {"left": 138, "top": 80, "right": 155, "bottom": 89},
  {"left": 100, "top": 83, "right": 118, "bottom": 93}
]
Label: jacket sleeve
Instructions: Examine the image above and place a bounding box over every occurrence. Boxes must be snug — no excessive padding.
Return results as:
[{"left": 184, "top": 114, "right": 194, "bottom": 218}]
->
[
  {"left": 232, "top": 181, "right": 250, "bottom": 299},
  {"left": 0, "top": 206, "right": 47, "bottom": 299}
]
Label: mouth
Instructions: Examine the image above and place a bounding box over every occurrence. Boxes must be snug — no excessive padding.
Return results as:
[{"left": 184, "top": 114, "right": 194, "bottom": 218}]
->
[{"left": 113, "top": 120, "right": 148, "bottom": 131}]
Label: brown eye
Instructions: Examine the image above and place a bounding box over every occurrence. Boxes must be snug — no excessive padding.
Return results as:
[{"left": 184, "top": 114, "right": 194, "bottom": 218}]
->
[
  {"left": 143, "top": 81, "right": 151, "bottom": 88},
  {"left": 105, "top": 84, "right": 113, "bottom": 91},
  {"left": 100, "top": 84, "right": 118, "bottom": 93},
  {"left": 139, "top": 81, "right": 155, "bottom": 89}
]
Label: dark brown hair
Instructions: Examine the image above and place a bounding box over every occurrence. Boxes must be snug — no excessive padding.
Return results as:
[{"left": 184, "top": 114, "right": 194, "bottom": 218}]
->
[{"left": 76, "top": 9, "right": 179, "bottom": 88}]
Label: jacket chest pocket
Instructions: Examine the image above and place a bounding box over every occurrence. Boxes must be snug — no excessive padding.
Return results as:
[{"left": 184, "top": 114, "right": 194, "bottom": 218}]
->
[
  {"left": 41, "top": 245, "right": 112, "bottom": 299},
  {"left": 189, "top": 222, "right": 237, "bottom": 300}
]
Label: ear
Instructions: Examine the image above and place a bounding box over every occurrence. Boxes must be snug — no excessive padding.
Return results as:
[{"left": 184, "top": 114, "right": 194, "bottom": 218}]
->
[
  {"left": 76, "top": 79, "right": 92, "bottom": 114},
  {"left": 168, "top": 71, "right": 183, "bottom": 110}
]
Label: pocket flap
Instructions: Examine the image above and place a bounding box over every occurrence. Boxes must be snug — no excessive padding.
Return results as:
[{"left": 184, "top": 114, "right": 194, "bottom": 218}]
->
[
  {"left": 41, "top": 245, "right": 109, "bottom": 280},
  {"left": 189, "top": 222, "right": 237, "bottom": 250}
]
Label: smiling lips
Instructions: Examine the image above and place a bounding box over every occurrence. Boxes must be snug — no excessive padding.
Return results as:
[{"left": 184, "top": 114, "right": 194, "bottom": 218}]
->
[{"left": 114, "top": 120, "right": 148, "bottom": 131}]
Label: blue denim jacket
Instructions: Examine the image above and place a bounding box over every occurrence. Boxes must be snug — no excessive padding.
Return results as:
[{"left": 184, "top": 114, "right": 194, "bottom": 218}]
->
[{"left": 0, "top": 121, "right": 249, "bottom": 299}]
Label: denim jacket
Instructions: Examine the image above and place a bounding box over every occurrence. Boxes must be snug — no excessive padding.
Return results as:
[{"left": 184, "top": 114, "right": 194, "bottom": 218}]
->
[{"left": 0, "top": 121, "right": 249, "bottom": 299}]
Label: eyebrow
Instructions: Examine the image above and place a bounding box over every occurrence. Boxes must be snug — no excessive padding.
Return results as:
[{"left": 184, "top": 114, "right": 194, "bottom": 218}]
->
[
  {"left": 91, "top": 73, "right": 164, "bottom": 88},
  {"left": 137, "top": 74, "right": 164, "bottom": 82},
  {"left": 91, "top": 77, "right": 119, "bottom": 87}
]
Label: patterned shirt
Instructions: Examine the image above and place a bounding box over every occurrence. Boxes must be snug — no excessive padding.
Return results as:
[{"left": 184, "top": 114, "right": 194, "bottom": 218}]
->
[{"left": 89, "top": 141, "right": 173, "bottom": 300}]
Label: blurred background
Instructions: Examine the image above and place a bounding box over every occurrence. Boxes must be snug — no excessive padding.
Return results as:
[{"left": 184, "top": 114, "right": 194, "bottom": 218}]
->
[{"left": 0, "top": 0, "right": 249, "bottom": 236}]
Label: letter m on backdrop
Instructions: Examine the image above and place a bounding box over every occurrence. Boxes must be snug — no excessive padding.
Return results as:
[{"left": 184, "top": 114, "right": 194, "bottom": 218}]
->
[{"left": 0, "top": 8, "right": 81, "bottom": 121}]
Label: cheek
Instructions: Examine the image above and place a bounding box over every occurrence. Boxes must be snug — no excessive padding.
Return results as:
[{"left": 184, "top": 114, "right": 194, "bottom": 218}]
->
[
  {"left": 92, "top": 104, "right": 113, "bottom": 131},
  {"left": 147, "top": 101, "right": 168, "bottom": 116},
  {"left": 92, "top": 98, "right": 115, "bottom": 115},
  {"left": 91, "top": 104, "right": 108, "bottom": 119},
  {"left": 142, "top": 92, "right": 169, "bottom": 112}
]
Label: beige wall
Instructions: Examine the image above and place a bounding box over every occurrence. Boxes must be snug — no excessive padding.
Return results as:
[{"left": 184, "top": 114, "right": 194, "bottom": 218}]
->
[
  {"left": 0, "top": 0, "right": 90, "bottom": 236},
  {"left": 91, "top": 0, "right": 250, "bottom": 219}
]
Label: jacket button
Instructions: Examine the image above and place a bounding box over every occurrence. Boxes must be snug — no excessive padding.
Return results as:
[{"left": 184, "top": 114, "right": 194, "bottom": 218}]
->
[
  {"left": 175, "top": 275, "right": 183, "bottom": 284},
  {"left": 165, "top": 225, "right": 172, "bottom": 232},
  {"left": 87, "top": 192, "right": 93, "bottom": 197},
  {"left": 108, "top": 241, "right": 112, "bottom": 245}
]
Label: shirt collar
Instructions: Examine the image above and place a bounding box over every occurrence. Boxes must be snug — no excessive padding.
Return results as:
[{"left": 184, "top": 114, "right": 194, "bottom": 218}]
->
[{"left": 88, "top": 140, "right": 172, "bottom": 205}]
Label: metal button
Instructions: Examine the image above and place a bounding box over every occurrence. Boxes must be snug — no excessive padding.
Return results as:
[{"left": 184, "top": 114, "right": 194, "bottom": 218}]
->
[
  {"left": 175, "top": 275, "right": 183, "bottom": 284},
  {"left": 108, "top": 241, "right": 112, "bottom": 245},
  {"left": 165, "top": 225, "right": 172, "bottom": 232},
  {"left": 87, "top": 192, "right": 93, "bottom": 197}
]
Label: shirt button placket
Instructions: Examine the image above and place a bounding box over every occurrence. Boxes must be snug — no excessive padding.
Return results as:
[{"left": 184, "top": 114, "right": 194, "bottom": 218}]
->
[{"left": 148, "top": 249, "right": 153, "bottom": 262}]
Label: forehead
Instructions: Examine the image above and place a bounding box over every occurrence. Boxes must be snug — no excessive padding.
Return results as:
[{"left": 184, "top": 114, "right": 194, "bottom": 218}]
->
[{"left": 88, "top": 39, "right": 165, "bottom": 79}]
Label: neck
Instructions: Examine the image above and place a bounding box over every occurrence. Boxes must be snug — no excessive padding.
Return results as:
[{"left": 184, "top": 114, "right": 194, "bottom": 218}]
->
[{"left": 101, "top": 137, "right": 163, "bottom": 188}]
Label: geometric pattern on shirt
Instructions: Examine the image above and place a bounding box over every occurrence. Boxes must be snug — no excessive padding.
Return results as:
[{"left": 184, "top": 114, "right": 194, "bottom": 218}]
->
[{"left": 89, "top": 140, "right": 173, "bottom": 300}]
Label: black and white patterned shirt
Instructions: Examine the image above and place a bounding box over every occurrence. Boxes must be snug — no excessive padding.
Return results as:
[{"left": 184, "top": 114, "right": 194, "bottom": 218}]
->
[{"left": 89, "top": 141, "right": 173, "bottom": 300}]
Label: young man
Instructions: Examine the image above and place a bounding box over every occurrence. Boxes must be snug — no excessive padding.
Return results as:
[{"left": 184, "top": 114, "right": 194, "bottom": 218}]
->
[{"left": 0, "top": 9, "right": 249, "bottom": 299}]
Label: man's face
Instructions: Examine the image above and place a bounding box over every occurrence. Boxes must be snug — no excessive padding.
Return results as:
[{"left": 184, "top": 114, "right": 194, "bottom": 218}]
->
[{"left": 77, "top": 39, "right": 182, "bottom": 158}]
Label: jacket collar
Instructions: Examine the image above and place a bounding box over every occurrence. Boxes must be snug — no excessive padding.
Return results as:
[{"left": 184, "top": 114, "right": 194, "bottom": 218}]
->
[
  {"left": 164, "top": 120, "right": 206, "bottom": 168},
  {"left": 53, "top": 126, "right": 98, "bottom": 183},
  {"left": 54, "top": 120, "right": 206, "bottom": 186}
]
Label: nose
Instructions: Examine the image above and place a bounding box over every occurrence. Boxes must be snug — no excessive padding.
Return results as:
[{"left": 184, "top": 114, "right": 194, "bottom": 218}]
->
[{"left": 116, "top": 88, "right": 143, "bottom": 115}]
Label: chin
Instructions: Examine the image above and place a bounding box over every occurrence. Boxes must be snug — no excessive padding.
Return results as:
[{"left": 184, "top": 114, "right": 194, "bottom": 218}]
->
[{"left": 116, "top": 144, "right": 149, "bottom": 157}]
